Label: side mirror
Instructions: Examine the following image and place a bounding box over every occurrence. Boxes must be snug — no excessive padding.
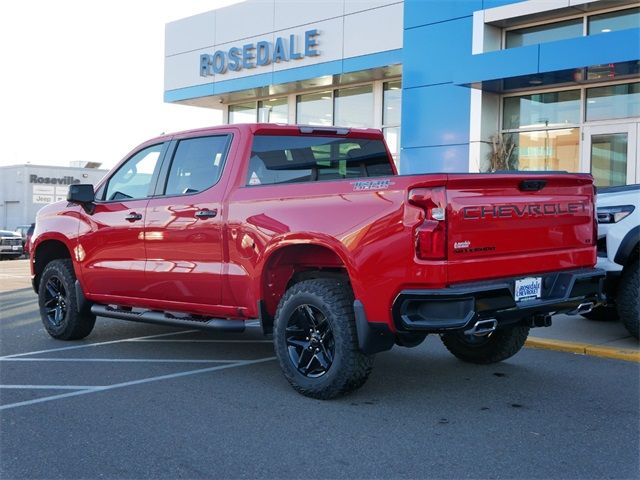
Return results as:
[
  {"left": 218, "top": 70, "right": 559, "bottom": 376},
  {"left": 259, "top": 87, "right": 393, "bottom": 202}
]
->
[
  {"left": 67, "top": 184, "right": 95, "bottom": 204},
  {"left": 67, "top": 184, "right": 95, "bottom": 213}
]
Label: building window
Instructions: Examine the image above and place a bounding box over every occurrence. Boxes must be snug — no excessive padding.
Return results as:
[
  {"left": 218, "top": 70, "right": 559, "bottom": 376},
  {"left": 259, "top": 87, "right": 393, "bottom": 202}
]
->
[
  {"left": 505, "top": 19, "right": 582, "bottom": 48},
  {"left": 296, "top": 91, "right": 333, "bottom": 125},
  {"left": 502, "top": 90, "right": 580, "bottom": 172},
  {"left": 382, "top": 80, "right": 401, "bottom": 163},
  {"left": 258, "top": 97, "right": 288, "bottom": 123},
  {"left": 334, "top": 85, "right": 373, "bottom": 128},
  {"left": 586, "top": 82, "right": 640, "bottom": 122},
  {"left": 503, "top": 90, "right": 581, "bottom": 129},
  {"left": 504, "top": 6, "right": 639, "bottom": 49},
  {"left": 588, "top": 7, "right": 639, "bottom": 35},
  {"left": 228, "top": 103, "right": 257, "bottom": 123}
]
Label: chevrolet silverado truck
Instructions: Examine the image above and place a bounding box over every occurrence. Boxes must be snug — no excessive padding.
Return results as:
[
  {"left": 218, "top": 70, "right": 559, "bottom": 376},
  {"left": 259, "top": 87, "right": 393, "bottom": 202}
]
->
[{"left": 31, "top": 124, "right": 604, "bottom": 399}]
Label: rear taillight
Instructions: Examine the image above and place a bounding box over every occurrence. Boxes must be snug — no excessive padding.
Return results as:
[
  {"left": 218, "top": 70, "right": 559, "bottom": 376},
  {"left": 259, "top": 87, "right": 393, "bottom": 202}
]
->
[{"left": 408, "top": 187, "right": 447, "bottom": 260}]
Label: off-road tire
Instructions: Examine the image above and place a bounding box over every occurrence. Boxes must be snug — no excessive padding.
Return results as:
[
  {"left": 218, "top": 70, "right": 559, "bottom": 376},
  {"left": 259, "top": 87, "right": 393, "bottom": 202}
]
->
[
  {"left": 581, "top": 305, "right": 618, "bottom": 322},
  {"left": 273, "top": 278, "right": 374, "bottom": 399},
  {"left": 441, "top": 324, "right": 530, "bottom": 364},
  {"left": 617, "top": 258, "right": 639, "bottom": 339},
  {"left": 38, "top": 259, "right": 96, "bottom": 340}
]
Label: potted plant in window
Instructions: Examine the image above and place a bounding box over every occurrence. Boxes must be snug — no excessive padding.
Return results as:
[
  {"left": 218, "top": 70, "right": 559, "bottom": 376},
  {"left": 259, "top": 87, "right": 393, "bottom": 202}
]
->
[{"left": 487, "top": 133, "right": 517, "bottom": 172}]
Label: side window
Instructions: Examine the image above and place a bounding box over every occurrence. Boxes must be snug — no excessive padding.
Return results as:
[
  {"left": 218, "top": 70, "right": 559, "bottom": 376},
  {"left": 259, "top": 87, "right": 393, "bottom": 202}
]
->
[
  {"left": 164, "top": 135, "right": 231, "bottom": 196},
  {"left": 246, "top": 135, "right": 393, "bottom": 186},
  {"left": 102, "top": 144, "right": 163, "bottom": 201}
]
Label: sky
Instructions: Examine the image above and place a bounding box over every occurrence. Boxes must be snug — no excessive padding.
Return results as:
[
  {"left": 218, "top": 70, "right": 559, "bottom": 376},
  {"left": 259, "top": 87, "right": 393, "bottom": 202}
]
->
[{"left": 0, "top": 0, "right": 242, "bottom": 170}]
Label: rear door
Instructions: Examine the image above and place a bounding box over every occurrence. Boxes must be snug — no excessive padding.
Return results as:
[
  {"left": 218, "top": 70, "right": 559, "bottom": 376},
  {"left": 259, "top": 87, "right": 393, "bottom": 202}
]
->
[
  {"left": 143, "top": 134, "right": 233, "bottom": 307},
  {"left": 445, "top": 173, "right": 596, "bottom": 283}
]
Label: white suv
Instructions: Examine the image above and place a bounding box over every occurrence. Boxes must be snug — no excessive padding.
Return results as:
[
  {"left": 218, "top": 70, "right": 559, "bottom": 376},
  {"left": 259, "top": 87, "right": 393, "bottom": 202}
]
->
[{"left": 586, "top": 184, "right": 639, "bottom": 338}]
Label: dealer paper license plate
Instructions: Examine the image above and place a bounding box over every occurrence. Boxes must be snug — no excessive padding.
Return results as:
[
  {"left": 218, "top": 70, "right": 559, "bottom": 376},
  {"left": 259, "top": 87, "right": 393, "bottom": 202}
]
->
[{"left": 514, "top": 277, "right": 542, "bottom": 302}]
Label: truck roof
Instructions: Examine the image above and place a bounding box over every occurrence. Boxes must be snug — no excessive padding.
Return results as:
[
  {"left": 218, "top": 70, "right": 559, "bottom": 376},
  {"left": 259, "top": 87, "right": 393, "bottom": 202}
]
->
[{"left": 154, "top": 123, "right": 385, "bottom": 143}]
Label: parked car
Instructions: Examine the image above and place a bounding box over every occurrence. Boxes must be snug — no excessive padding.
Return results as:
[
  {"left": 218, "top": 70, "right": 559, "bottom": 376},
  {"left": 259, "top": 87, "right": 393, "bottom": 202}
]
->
[
  {"left": 0, "top": 230, "right": 25, "bottom": 260},
  {"left": 582, "top": 184, "right": 639, "bottom": 338},
  {"left": 30, "top": 124, "right": 604, "bottom": 398},
  {"left": 23, "top": 223, "right": 35, "bottom": 256},
  {"left": 14, "top": 224, "right": 32, "bottom": 253}
]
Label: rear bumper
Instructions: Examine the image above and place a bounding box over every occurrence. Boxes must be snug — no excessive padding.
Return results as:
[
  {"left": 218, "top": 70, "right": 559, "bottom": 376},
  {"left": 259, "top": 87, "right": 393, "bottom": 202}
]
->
[{"left": 393, "top": 267, "right": 606, "bottom": 333}]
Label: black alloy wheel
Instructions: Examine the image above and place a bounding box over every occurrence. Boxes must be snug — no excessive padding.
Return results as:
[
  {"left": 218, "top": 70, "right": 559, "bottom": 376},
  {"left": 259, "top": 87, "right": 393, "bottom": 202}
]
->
[
  {"left": 285, "top": 304, "right": 335, "bottom": 378},
  {"left": 43, "top": 275, "right": 68, "bottom": 327}
]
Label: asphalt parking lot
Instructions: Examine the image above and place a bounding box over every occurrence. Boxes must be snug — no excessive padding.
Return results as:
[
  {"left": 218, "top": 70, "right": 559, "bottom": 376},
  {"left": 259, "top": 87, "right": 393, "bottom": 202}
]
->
[{"left": 1, "top": 263, "right": 639, "bottom": 479}]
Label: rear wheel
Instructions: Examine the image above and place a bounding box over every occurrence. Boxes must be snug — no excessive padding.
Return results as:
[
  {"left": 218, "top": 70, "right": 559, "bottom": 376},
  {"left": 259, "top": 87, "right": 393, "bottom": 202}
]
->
[
  {"left": 38, "top": 259, "right": 96, "bottom": 340},
  {"left": 441, "top": 324, "right": 529, "bottom": 364},
  {"left": 273, "top": 278, "right": 374, "bottom": 399}
]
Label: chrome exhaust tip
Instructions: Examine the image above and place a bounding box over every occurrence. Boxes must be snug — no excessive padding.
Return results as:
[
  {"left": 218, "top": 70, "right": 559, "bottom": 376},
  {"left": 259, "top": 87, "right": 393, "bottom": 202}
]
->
[
  {"left": 568, "top": 302, "right": 594, "bottom": 315},
  {"left": 464, "top": 319, "right": 498, "bottom": 336}
]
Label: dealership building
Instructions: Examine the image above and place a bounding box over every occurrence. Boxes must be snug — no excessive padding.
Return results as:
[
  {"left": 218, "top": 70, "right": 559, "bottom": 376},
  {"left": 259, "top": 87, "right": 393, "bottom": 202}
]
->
[
  {"left": 0, "top": 164, "right": 107, "bottom": 230},
  {"left": 164, "top": 0, "right": 639, "bottom": 185}
]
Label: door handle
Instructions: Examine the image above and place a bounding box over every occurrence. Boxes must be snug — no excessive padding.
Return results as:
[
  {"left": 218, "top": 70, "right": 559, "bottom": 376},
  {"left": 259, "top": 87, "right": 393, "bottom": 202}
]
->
[
  {"left": 125, "top": 212, "right": 143, "bottom": 222},
  {"left": 195, "top": 209, "right": 217, "bottom": 219}
]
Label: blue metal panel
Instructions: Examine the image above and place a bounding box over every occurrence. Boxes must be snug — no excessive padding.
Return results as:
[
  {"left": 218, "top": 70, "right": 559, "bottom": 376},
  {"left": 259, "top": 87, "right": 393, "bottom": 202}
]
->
[
  {"left": 164, "top": 83, "right": 215, "bottom": 103},
  {"left": 453, "top": 44, "right": 539, "bottom": 85},
  {"left": 342, "top": 49, "right": 402, "bottom": 74},
  {"left": 403, "top": 18, "right": 473, "bottom": 88},
  {"left": 539, "top": 28, "right": 640, "bottom": 72},
  {"left": 213, "top": 72, "right": 274, "bottom": 95},
  {"left": 404, "top": 0, "right": 481, "bottom": 29},
  {"left": 400, "top": 145, "right": 470, "bottom": 174},
  {"left": 401, "top": 84, "right": 471, "bottom": 149},
  {"left": 271, "top": 60, "right": 343, "bottom": 85},
  {"left": 482, "top": 0, "right": 520, "bottom": 9}
]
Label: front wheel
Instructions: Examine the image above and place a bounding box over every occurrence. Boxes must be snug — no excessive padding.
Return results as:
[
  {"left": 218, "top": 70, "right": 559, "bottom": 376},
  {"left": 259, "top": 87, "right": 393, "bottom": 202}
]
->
[
  {"left": 441, "top": 324, "right": 529, "bottom": 364},
  {"left": 38, "top": 259, "right": 96, "bottom": 340},
  {"left": 273, "top": 278, "right": 374, "bottom": 399}
]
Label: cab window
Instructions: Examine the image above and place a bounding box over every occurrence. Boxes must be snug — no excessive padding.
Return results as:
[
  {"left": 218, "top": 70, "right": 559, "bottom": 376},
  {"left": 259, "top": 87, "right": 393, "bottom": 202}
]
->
[
  {"left": 164, "top": 135, "right": 231, "bottom": 196},
  {"left": 101, "top": 144, "right": 163, "bottom": 201},
  {"left": 246, "top": 135, "right": 393, "bottom": 186}
]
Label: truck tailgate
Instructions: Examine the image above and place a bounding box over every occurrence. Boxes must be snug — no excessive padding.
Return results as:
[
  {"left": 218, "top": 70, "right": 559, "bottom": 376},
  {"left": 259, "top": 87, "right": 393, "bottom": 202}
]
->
[{"left": 445, "top": 173, "right": 596, "bottom": 284}]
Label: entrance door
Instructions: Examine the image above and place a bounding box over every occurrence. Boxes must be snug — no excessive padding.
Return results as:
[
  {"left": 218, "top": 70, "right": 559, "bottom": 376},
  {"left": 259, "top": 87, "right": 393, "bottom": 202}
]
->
[{"left": 582, "top": 123, "right": 638, "bottom": 186}]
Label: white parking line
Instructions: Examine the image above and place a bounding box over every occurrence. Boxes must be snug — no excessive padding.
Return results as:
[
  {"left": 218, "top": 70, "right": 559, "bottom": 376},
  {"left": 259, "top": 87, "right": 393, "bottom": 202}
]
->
[
  {"left": 0, "top": 356, "right": 276, "bottom": 411},
  {"left": 0, "top": 385, "right": 103, "bottom": 390},
  {"left": 0, "top": 329, "right": 198, "bottom": 359},
  {"left": 129, "top": 339, "right": 273, "bottom": 343},
  {"left": 1, "top": 357, "right": 246, "bottom": 364}
]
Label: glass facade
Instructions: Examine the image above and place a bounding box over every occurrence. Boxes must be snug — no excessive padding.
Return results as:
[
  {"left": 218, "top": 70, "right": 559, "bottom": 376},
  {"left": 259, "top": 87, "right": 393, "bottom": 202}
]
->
[
  {"left": 505, "top": 7, "right": 639, "bottom": 49},
  {"left": 588, "top": 7, "right": 640, "bottom": 35},
  {"left": 586, "top": 82, "right": 640, "bottom": 122},
  {"left": 591, "top": 133, "right": 628, "bottom": 186},
  {"left": 228, "top": 103, "right": 257, "bottom": 124},
  {"left": 503, "top": 91, "right": 580, "bottom": 129},
  {"left": 509, "top": 129, "right": 580, "bottom": 172},
  {"left": 506, "top": 19, "right": 582, "bottom": 48},
  {"left": 334, "top": 85, "right": 373, "bottom": 128},
  {"left": 503, "top": 81, "right": 638, "bottom": 181},
  {"left": 258, "top": 98, "right": 289, "bottom": 123},
  {"left": 383, "top": 80, "right": 402, "bottom": 163},
  {"left": 296, "top": 91, "right": 333, "bottom": 126}
]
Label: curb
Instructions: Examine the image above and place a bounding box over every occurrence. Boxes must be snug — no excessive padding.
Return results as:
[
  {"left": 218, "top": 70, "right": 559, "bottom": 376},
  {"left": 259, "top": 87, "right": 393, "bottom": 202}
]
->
[{"left": 526, "top": 337, "right": 640, "bottom": 363}]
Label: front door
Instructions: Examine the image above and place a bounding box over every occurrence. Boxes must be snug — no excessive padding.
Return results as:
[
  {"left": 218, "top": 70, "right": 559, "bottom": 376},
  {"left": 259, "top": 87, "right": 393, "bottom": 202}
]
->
[
  {"left": 143, "top": 134, "right": 232, "bottom": 308},
  {"left": 79, "top": 143, "right": 165, "bottom": 299},
  {"left": 582, "top": 123, "right": 638, "bottom": 186}
]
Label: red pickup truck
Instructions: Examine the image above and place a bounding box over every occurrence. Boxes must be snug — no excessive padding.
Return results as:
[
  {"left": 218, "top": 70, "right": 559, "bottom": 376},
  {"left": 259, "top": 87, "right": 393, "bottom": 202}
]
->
[{"left": 31, "top": 124, "right": 604, "bottom": 398}]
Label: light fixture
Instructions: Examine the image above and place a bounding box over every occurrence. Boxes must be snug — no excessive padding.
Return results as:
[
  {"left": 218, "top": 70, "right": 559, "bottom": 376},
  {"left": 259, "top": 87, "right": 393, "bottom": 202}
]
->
[{"left": 601, "top": 28, "right": 611, "bottom": 33}]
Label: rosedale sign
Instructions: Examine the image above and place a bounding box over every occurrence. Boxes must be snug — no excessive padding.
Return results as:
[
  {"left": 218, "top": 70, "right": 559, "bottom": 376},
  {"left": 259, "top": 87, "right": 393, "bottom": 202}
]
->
[{"left": 200, "top": 29, "right": 320, "bottom": 76}]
